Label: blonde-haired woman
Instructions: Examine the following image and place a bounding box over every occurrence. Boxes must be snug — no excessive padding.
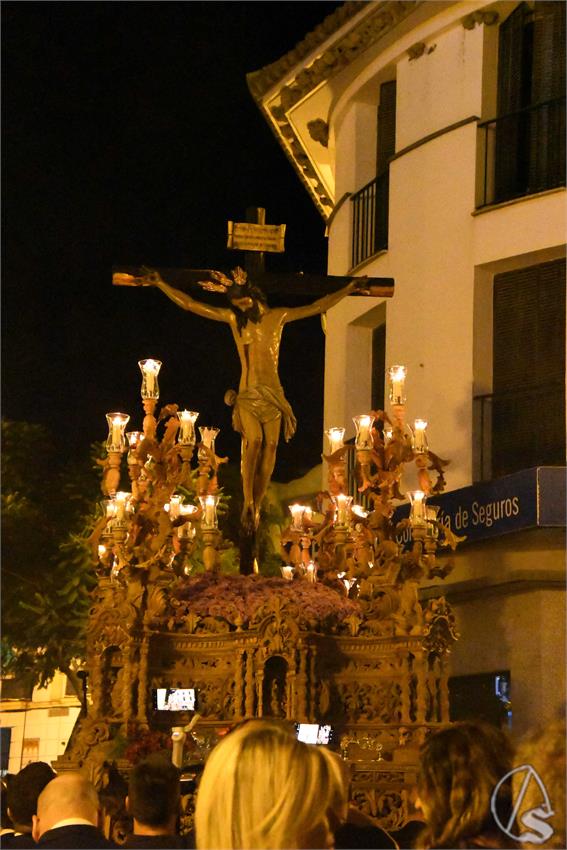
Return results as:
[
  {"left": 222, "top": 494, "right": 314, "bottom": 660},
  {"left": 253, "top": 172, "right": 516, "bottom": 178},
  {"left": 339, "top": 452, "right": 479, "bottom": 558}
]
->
[{"left": 195, "top": 720, "right": 347, "bottom": 849}]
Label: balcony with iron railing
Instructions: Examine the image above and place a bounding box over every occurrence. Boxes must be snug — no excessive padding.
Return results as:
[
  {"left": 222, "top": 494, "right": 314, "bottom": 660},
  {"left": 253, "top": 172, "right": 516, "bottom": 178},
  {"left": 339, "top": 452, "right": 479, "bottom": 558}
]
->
[
  {"left": 473, "top": 382, "right": 566, "bottom": 481},
  {"left": 350, "top": 169, "right": 389, "bottom": 269},
  {"left": 478, "top": 97, "right": 566, "bottom": 208}
]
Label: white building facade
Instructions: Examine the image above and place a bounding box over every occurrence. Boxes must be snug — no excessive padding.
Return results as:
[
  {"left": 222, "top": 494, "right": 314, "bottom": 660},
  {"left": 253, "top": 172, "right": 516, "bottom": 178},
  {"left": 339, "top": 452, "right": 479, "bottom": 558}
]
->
[
  {"left": 249, "top": 0, "right": 565, "bottom": 737},
  {"left": 0, "top": 671, "right": 81, "bottom": 774}
]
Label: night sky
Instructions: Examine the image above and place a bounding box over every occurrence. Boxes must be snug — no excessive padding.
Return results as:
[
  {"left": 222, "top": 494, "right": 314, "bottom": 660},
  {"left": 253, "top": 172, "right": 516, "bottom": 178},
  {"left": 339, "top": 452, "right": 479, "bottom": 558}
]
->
[{"left": 3, "top": 2, "right": 345, "bottom": 480}]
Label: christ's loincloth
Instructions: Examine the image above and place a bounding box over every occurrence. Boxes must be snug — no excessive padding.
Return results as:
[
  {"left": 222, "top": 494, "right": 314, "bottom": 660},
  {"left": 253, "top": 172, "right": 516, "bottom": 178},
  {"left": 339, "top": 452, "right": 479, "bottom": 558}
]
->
[{"left": 230, "top": 385, "right": 297, "bottom": 442}]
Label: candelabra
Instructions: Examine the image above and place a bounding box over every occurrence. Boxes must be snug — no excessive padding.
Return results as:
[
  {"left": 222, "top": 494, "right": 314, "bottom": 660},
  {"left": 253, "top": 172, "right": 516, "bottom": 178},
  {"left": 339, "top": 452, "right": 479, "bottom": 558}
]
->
[
  {"left": 279, "top": 364, "right": 465, "bottom": 595},
  {"left": 93, "top": 360, "right": 226, "bottom": 581}
]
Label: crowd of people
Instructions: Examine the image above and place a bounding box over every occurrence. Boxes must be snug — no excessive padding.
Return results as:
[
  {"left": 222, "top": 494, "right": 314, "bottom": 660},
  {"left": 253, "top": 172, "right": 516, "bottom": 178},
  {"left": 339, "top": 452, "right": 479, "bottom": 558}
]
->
[{"left": 0, "top": 717, "right": 563, "bottom": 850}]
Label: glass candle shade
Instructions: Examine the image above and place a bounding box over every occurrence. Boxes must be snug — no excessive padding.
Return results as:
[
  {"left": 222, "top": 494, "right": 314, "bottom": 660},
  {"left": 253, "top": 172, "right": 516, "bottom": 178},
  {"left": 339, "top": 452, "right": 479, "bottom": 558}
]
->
[
  {"left": 199, "top": 427, "right": 220, "bottom": 453},
  {"left": 104, "top": 499, "right": 117, "bottom": 519},
  {"left": 138, "top": 359, "right": 162, "bottom": 400},
  {"left": 114, "top": 491, "right": 131, "bottom": 522},
  {"left": 426, "top": 504, "right": 440, "bottom": 538},
  {"left": 165, "top": 494, "right": 183, "bottom": 520},
  {"left": 333, "top": 494, "right": 353, "bottom": 527},
  {"left": 412, "top": 419, "right": 428, "bottom": 454},
  {"left": 106, "top": 412, "right": 130, "bottom": 452},
  {"left": 352, "top": 504, "right": 369, "bottom": 519},
  {"left": 178, "top": 410, "right": 199, "bottom": 445},
  {"left": 126, "top": 430, "right": 143, "bottom": 454},
  {"left": 289, "top": 504, "right": 306, "bottom": 531},
  {"left": 342, "top": 577, "right": 356, "bottom": 594},
  {"left": 179, "top": 504, "right": 199, "bottom": 519},
  {"left": 305, "top": 561, "right": 318, "bottom": 583},
  {"left": 325, "top": 427, "right": 345, "bottom": 455},
  {"left": 388, "top": 365, "right": 407, "bottom": 405},
  {"left": 199, "top": 493, "right": 220, "bottom": 528},
  {"left": 280, "top": 565, "right": 294, "bottom": 581},
  {"left": 353, "top": 415, "right": 374, "bottom": 450},
  {"left": 409, "top": 490, "right": 427, "bottom": 528},
  {"left": 177, "top": 523, "right": 196, "bottom": 541}
]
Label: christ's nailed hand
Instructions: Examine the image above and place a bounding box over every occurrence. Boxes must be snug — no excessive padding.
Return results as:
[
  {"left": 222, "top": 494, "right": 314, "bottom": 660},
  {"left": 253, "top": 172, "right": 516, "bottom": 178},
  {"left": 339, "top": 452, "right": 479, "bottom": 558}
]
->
[{"left": 113, "top": 272, "right": 152, "bottom": 287}]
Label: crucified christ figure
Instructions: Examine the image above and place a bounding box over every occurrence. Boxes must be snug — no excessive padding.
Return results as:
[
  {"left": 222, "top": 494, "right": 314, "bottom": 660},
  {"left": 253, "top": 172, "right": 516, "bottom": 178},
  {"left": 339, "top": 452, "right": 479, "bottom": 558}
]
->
[{"left": 115, "top": 266, "right": 366, "bottom": 569}]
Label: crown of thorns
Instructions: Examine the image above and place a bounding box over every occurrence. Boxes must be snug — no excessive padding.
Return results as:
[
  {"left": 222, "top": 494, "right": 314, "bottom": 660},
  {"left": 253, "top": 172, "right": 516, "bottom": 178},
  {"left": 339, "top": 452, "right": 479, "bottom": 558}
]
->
[{"left": 197, "top": 267, "right": 265, "bottom": 302}]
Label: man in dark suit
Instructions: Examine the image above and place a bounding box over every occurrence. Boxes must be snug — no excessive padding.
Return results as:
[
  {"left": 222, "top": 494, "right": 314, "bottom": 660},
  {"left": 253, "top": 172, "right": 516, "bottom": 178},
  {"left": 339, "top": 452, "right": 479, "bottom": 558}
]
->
[
  {"left": 4, "top": 762, "right": 55, "bottom": 848},
  {"left": 124, "top": 753, "right": 188, "bottom": 848},
  {"left": 31, "top": 773, "right": 115, "bottom": 848}
]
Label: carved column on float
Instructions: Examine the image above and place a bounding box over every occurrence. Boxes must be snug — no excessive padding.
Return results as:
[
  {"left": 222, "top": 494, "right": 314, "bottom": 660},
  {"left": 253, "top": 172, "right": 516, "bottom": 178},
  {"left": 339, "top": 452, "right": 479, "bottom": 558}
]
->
[
  {"left": 440, "top": 659, "right": 450, "bottom": 721},
  {"left": 90, "top": 651, "right": 103, "bottom": 718},
  {"left": 415, "top": 654, "right": 427, "bottom": 723},
  {"left": 401, "top": 654, "right": 411, "bottom": 724},
  {"left": 233, "top": 650, "right": 244, "bottom": 720},
  {"left": 256, "top": 666, "right": 265, "bottom": 717},
  {"left": 296, "top": 644, "right": 308, "bottom": 721},
  {"left": 122, "top": 648, "right": 133, "bottom": 726},
  {"left": 137, "top": 636, "right": 150, "bottom": 726},
  {"left": 245, "top": 650, "right": 255, "bottom": 717},
  {"left": 309, "top": 646, "right": 317, "bottom": 720}
]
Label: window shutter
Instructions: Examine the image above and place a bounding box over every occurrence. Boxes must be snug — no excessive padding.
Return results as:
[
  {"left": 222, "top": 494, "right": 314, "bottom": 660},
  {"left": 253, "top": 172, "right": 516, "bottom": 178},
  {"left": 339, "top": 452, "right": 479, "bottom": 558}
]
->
[
  {"left": 376, "top": 80, "right": 396, "bottom": 175},
  {"left": 492, "top": 258, "right": 566, "bottom": 475},
  {"left": 531, "top": 1, "right": 565, "bottom": 104},
  {"left": 495, "top": 4, "right": 527, "bottom": 201},
  {"left": 371, "top": 323, "right": 386, "bottom": 410},
  {"left": 497, "top": 3, "right": 526, "bottom": 115},
  {"left": 529, "top": 2, "right": 566, "bottom": 190}
]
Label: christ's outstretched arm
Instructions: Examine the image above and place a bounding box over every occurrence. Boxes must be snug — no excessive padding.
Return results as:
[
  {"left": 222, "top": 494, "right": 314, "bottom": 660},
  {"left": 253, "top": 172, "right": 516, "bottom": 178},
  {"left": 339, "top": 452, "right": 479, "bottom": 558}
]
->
[
  {"left": 113, "top": 270, "right": 232, "bottom": 323},
  {"left": 281, "top": 277, "right": 368, "bottom": 323}
]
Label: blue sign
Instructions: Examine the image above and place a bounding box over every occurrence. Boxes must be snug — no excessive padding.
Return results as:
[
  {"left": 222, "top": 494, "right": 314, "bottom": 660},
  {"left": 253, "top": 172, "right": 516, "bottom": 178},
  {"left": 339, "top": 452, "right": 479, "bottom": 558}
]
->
[{"left": 393, "top": 467, "right": 565, "bottom": 546}]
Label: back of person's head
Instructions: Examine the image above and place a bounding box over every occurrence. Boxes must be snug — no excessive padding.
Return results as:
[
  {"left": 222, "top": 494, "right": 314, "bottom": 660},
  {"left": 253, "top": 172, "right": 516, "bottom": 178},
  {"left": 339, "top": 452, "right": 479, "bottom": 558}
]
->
[
  {"left": 7, "top": 761, "right": 56, "bottom": 831},
  {"left": 417, "top": 721, "right": 515, "bottom": 849},
  {"left": 127, "top": 752, "right": 180, "bottom": 829},
  {"left": 33, "top": 772, "right": 100, "bottom": 839},
  {"left": 195, "top": 719, "right": 347, "bottom": 850},
  {"left": 1, "top": 775, "right": 14, "bottom": 830}
]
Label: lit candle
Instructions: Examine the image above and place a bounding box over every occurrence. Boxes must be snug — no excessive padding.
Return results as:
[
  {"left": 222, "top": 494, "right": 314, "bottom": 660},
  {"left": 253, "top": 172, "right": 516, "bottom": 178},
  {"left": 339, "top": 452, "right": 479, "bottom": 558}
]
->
[
  {"left": 389, "top": 365, "right": 407, "bottom": 405},
  {"left": 413, "top": 419, "right": 428, "bottom": 453},
  {"left": 289, "top": 504, "right": 305, "bottom": 531},
  {"left": 126, "top": 431, "right": 143, "bottom": 451},
  {"left": 342, "top": 576, "right": 356, "bottom": 594},
  {"left": 115, "top": 491, "right": 130, "bottom": 522},
  {"left": 138, "top": 359, "right": 162, "bottom": 399},
  {"left": 178, "top": 410, "right": 199, "bottom": 445},
  {"left": 98, "top": 544, "right": 107, "bottom": 559},
  {"left": 305, "top": 561, "right": 317, "bottom": 583},
  {"left": 325, "top": 427, "right": 345, "bottom": 455},
  {"left": 409, "top": 490, "right": 427, "bottom": 527},
  {"left": 352, "top": 504, "right": 369, "bottom": 519},
  {"left": 167, "top": 494, "right": 182, "bottom": 520},
  {"left": 353, "top": 415, "right": 373, "bottom": 450},
  {"left": 335, "top": 494, "right": 353, "bottom": 526},
  {"left": 199, "top": 494, "right": 218, "bottom": 528},
  {"left": 106, "top": 412, "right": 130, "bottom": 451},
  {"left": 280, "top": 565, "right": 294, "bottom": 581}
]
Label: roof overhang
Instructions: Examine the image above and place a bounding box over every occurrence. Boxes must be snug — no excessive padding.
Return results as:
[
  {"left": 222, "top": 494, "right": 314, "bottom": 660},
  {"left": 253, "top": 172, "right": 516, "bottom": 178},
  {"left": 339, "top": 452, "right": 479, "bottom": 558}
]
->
[{"left": 247, "top": 1, "right": 422, "bottom": 220}]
